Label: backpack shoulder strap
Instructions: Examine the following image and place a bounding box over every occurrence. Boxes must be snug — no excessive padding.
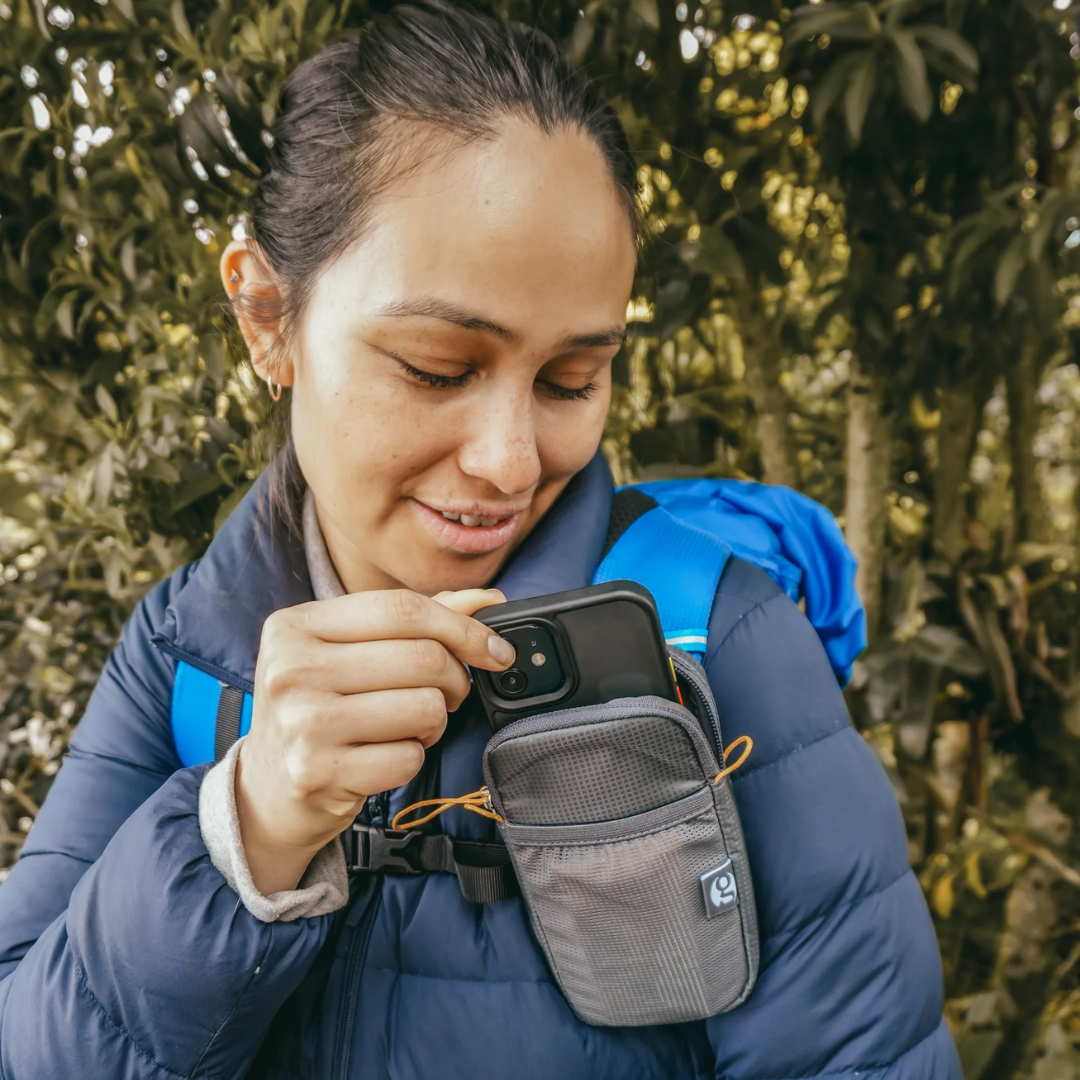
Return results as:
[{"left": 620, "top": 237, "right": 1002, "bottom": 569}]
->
[
  {"left": 172, "top": 659, "right": 253, "bottom": 767},
  {"left": 593, "top": 487, "right": 731, "bottom": 658}
]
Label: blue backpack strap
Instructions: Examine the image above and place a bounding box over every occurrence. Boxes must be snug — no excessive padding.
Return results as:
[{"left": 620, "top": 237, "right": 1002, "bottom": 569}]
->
[
  {"left": 636, "top": 478, "right": 866, "bottom": 684},
  {"left": 593, "top": 491, "right": 731, "bottom": 658},
  {"left": 172, "top": 660, "right": 253, "bottom": 767}
]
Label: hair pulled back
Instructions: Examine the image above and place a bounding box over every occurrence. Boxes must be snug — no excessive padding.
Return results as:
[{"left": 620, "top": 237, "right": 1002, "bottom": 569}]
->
[{"left": 249, "top": 0, "right": 640, "bottom": 332}]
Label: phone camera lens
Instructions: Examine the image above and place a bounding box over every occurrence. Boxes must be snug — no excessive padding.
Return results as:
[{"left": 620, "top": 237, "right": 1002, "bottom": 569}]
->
[{"left": 497, "top": 668, "right": 528, "bottom": 696}]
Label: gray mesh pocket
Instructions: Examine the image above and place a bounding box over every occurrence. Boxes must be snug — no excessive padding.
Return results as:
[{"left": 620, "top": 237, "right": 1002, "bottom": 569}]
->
[{"left": 483, "top": 696, "right": 758, "bottom": 1027}]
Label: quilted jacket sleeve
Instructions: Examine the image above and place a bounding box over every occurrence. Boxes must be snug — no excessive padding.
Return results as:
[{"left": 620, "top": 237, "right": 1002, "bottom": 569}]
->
[
  {"left": 702, "top": 559, "right": 961, "bottom": 1080},
  {"left": 0, "top": 569, "right": 332, "bottom": 1080}
]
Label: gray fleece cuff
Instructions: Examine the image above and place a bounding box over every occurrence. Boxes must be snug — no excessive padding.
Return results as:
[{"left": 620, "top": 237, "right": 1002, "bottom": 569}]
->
[{"left": 198, "top": 739, "right": 349, "bottom": 922}]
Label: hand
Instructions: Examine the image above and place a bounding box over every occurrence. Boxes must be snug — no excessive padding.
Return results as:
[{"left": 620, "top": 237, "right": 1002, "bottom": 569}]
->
[{"left": 233, "top": 588, "right": 513, "bottom": 894}]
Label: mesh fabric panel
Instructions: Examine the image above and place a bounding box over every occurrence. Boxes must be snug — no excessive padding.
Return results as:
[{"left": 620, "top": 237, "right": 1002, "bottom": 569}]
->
[
  {"left": 505, "top": 799, "right": 747, "bottom": 1026},
  {"left": 487, "top": 714, "right": 703, "bottom": 826}
]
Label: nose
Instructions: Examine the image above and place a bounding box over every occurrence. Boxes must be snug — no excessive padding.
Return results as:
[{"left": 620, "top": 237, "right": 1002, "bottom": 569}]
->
[{"left": 457, "top": 385, "right": 542, "bottom": 496}]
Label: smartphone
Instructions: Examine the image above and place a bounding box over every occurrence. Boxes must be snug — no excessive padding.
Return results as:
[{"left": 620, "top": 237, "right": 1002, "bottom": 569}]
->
[{"left": 472, "top": 580, "right": 679, "bottom": 732}]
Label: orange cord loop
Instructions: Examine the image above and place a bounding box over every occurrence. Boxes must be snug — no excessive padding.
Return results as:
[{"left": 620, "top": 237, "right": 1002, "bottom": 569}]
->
[
  {"left": 714, "top": 735, "right": 753, "bottom": 783},
  {"left": 391, "top": 786, "right": 503, "bottom": 831},
  {"left": 392, "top": 737, "right": 753, "bottom": 830}
]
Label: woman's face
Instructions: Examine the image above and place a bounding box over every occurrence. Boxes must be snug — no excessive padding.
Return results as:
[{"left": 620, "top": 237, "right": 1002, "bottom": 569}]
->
[{"left": 226, "top": 121, "right": 636, "bottom": 595}]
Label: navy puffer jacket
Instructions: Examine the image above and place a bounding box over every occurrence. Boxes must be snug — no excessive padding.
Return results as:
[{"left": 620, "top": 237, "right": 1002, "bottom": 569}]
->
[{"left": 0, "top": 453, "right": 960, "bottom": 1080}]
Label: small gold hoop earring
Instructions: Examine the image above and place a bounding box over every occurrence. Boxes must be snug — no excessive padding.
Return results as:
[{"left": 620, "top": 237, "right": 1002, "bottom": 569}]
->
[{"left": 266, "top": 373, "right": 282, "bottom": 401}]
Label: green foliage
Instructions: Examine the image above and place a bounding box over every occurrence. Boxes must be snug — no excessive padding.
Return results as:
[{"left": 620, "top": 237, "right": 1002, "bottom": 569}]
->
[{"left": 5, "top": 0, "right": 1080, "bottom": 1075}]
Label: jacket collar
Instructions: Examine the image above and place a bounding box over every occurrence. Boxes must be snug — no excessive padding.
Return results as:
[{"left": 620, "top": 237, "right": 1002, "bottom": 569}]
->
[{"left": 152, "top": 451, "right": 614, "bottom": 692}]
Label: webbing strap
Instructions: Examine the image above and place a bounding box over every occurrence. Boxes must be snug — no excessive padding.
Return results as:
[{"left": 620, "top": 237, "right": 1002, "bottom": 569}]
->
[
  {"left": 346, "top": 824, "right": 518, "bottom": 904},
  {"left": 593, "top": 498, "right": 732, "bottom": 657},
  {"left": 214, "top": 685, "right": 246, "bottom": 762}
]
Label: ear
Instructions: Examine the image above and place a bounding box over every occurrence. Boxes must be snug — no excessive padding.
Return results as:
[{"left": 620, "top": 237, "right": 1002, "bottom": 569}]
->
[{"left": 220, "top": 240, "right": 295, "bottom": 387}]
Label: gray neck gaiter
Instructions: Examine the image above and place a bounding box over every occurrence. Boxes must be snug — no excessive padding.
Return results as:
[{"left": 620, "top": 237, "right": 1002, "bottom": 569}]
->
[{"left": 302, "top": 486, "right": 346, "bottom": 602}]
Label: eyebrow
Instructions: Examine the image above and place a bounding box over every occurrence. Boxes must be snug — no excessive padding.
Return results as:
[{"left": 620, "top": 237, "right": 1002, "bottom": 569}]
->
[{"left": 375, "top": 296, "right": 626, "bottom": 351}]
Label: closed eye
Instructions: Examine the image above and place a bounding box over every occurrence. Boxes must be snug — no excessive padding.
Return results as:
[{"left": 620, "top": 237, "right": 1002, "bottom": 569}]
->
[
  {"left": 398, "top": 359, "right": 471, "bottom": 389},
  {"left": 396, "top": 356, "right": 598, "bottom": 401},
  {"left": 540, "top": 381, "right": 598, "bottom": 401}
]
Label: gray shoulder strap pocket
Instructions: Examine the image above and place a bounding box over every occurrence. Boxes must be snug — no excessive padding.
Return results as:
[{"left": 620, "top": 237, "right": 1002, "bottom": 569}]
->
[{"left": 482, "top": 653, "right": 758, "bottom": 1027}]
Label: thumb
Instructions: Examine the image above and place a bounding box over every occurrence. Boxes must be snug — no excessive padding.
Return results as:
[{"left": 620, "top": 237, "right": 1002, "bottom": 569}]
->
[{"left": 432, "top": 588, "right": 507, "bottom": 618}]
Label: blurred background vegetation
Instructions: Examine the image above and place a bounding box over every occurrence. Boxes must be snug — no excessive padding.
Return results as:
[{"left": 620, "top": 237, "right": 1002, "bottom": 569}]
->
[{"left": 2, "top": 0, "right": 1080, "bottom": 1074}]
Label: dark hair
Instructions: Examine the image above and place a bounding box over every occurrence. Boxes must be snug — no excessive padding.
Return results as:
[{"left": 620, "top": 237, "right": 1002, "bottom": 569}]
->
[{"left": 238, "top": 0, "right": 641, "bottom": 533}]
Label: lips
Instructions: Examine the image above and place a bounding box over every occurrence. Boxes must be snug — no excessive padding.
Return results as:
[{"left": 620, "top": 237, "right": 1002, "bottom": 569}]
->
[{"left": 410, "top": 498, "right": 525, "bottom": 555}]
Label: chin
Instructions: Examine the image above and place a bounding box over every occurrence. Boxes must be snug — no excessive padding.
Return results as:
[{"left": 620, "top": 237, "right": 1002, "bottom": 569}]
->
[{"left": 422, "top": 559, "right": 503, "bottom": 596}]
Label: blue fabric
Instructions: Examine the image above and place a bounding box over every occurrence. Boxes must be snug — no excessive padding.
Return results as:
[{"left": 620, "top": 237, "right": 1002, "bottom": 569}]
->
[
  {"left": 637, "top": 479, "right": 866, "bottom": 684},
  {"left": 593, "top": 505, "right": 731, "bottom": 656},
  {"left": 172, "top": 661, "right": 253, "bottom": 767},
  {"left": 0, "top": 450, "right": 959, "bottom": 1080}
]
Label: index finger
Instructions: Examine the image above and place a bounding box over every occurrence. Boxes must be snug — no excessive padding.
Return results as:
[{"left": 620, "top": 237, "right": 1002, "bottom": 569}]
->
[{"left": 292, "top": 589, "right": 515, "bottom": 671}]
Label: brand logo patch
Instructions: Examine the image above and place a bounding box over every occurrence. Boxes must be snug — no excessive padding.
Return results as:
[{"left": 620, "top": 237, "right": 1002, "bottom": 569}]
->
[{"left": 700, "top": 859, "right": 738, "bottom": 918}]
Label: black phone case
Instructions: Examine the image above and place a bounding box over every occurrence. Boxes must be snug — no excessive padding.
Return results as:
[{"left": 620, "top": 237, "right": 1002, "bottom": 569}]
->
[{"left": 473, "top": 580, "right": 677, "bottom": 732}]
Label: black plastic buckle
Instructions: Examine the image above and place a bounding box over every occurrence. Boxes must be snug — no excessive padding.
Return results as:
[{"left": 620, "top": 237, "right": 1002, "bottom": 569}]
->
[{"left": 348, "top": 824, "right": 425, "bottom": 874}]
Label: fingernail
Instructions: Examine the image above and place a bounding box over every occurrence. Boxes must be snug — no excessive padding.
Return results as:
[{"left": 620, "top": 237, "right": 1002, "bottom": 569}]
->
[{"left": 488, "top": 635, "right": 515, "bottom": 666}]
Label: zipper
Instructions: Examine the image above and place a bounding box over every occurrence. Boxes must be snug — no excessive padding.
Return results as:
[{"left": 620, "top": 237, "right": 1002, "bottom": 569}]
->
[
  {"left": 331, "top": 878, "right": 381, "bottom": 1080},
  {"left": 331, "top": 786, "right": 389, "bottom": 1080},
  {"left": 668, "top": 649, "right": 725, "bottom": 768},
  {"left": 482, "top": 688, "right": 722, "bottom": 815},
  {"left": 150, "top": 635, "right": 255, "bottom": 696}
]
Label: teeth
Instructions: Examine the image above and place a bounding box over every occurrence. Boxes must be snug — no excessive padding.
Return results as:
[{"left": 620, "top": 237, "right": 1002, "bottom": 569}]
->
[{"left": 439, "top": 510, "right": 504, "bottom": 527}]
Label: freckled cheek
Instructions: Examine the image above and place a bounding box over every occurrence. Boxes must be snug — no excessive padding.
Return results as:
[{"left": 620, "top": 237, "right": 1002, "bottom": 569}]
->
[
  {"left": 534, "top": 397, "right": 609, "bottom": 478},
  {"left": 296, "top": 362, "right": 466, "bottom": 488}
]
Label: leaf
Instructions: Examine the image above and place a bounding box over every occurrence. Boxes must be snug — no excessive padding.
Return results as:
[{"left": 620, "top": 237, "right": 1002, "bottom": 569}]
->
[
  {"left": 120, "top": 238, "right": 136, "bottom": 283},
  {"left": 956, "top": 576, "right": 1024, "bottom": 722},
  {"left": 862, "top": 647, "right": 909, "bottom": 723},
  {"left": 888, "top": 28, "right": 932, "bottom": 121},
  {"left": 788, "top": 3, "right": 873, "bottom": 41},
  {"left": 1013, "top": 541, "right": 1073, "bottom": 566},
  {"left": 630, "top": 0, "right": 659, "bottom": 31},
  {"left": 92, "top": 448, "right": 114, "bottom": 510},
  {"left": 94, "top": 385, "right": 119, "bottom": 425},
  {"left": 844, "top": 51, "right": 878, "bottom": 142},
  {"left": 954, "top": 1031, "right": 1002, "bottom": 1080},
  {"left": 964, "top": 850, "right": 988, "bottom": 898},
  {"left": 55, "top": 293, "right": 76, "bottom": 339},
  {"left": 944, "top": 0, "right": 970, "bottom": 30},
  {"left": 910, "top": 625, "right": 987, "bottom": 676},
  {"left": 0, "top": 474, "right": 39, "bottom": 525},
  {"left": 994, "top": 233, "right": 1027, "bottom": 306},
  {"left": 682, "top": 224, "right": 745, "bottom": 279},
  {"left": 171, "top": 0, "right": 196, "bottom": 44},
  {"left": 912, "top": 25, "right": 979, "bottom": 79},
  {"left": 950, "top": 220, "right": 1002, "bottom": 284},
  {"left": 810, "top": 50, "right": 869, "bottom": 131},
  {"left": 931, "top": 872, "right": 955, "bottom": 918},
  {"left": 171, "top": 470, "right": 228, "bottom": 512}
]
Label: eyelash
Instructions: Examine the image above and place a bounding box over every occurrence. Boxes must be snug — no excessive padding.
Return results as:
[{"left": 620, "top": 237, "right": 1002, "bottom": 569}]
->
[
  {"left": 400, "top": 361, "right": 469, "bottom": 390},
  {"left": 399, "top": 360, "right": 597, "bottom": 401}
]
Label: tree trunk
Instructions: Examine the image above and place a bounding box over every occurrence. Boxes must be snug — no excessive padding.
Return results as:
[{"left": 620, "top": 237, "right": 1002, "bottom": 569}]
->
[
  {"left": 845, "top": 363, "right": 892, "bottom": 639},
  {"left": 933, "top": 378, "right": 985, "bottom": 564},
  {"left": 1005, "top": 333, "right": 1048, "bottom": 545},
  {"left": 740, "top": 286, "right": 797, "bottom": 488}
]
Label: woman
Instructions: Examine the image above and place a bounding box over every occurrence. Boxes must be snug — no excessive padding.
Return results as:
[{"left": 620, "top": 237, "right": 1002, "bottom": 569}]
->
[{"left": 0, "top": 3, "right": 959, "bottom": 1078}]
